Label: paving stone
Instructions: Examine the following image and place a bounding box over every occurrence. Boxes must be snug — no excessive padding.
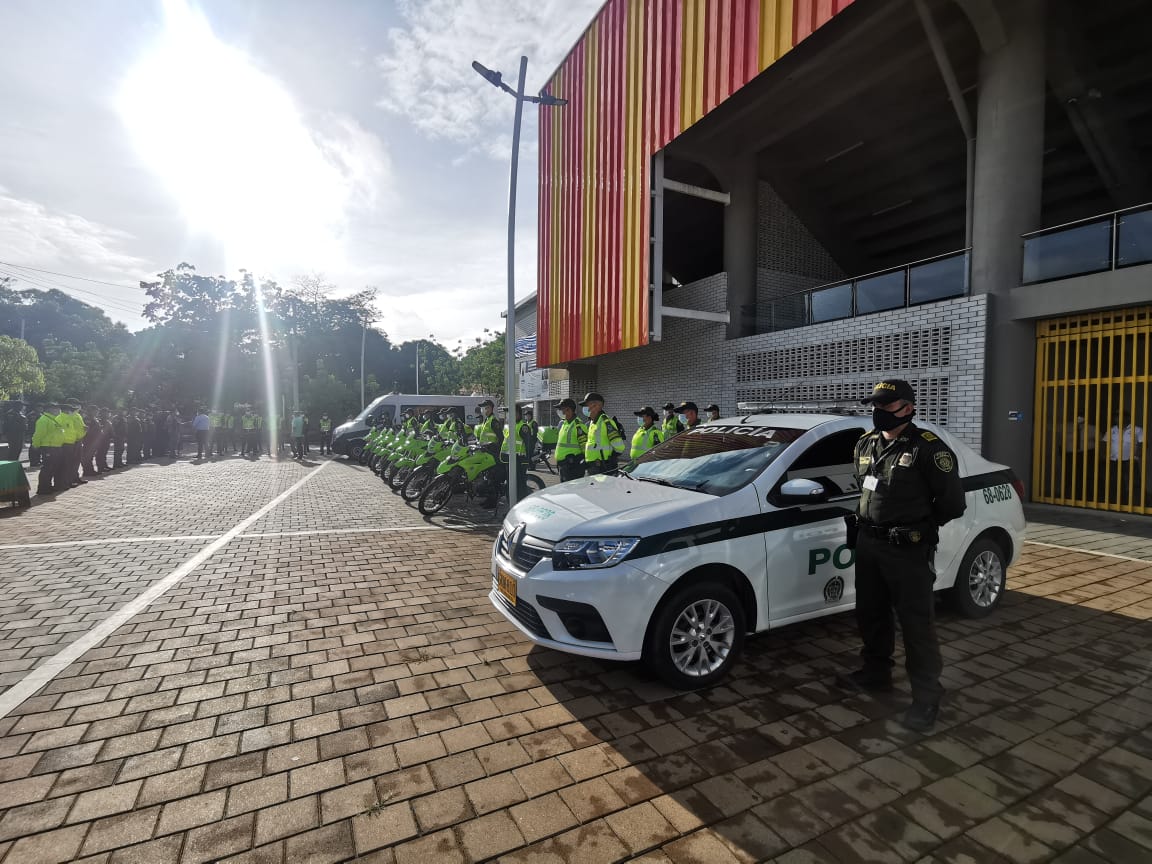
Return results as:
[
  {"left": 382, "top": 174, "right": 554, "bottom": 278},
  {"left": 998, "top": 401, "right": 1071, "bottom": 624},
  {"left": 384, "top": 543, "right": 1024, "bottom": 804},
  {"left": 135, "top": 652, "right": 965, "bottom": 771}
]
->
[{"left": 511, "top": 792, "right": 580, "bottom": 843}]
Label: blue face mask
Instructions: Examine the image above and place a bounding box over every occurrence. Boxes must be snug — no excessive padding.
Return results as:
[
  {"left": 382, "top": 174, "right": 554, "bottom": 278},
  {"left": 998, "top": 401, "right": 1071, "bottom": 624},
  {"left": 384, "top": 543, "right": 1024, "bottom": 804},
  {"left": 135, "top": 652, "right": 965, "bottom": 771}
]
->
[
  {"left": 582, "top": 406, "right": 591, "bottom": 418},
  {"left": 678, "top": 414, "right": 687, "bottom": 426}
]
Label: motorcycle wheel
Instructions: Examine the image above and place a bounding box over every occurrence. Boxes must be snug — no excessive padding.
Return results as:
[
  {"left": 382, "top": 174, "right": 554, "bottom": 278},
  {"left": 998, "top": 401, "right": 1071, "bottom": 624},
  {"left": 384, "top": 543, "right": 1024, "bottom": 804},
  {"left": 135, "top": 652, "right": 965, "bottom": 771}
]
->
[
  {"left": 525, "top": 473, "right": 545, "bottom": 492},
  {"left": 390, "top": 465, "right": 412, "bottom": 491},
  {"left": 402, "top": 465, "right": 434, "bottom": 503},
  {"left": 382, "top": 461, "right": 401, "bottom": 485},
  {"left": 419, "top": 474, "right": 455, "bottom": 516}
]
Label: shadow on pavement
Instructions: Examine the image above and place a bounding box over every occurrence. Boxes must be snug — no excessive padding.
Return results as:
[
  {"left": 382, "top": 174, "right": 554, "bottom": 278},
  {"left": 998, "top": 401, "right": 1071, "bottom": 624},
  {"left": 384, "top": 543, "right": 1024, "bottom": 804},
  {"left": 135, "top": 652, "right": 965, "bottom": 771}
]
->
[{"left": 517, "top": 578, "right": 1152, "bottom": 862}]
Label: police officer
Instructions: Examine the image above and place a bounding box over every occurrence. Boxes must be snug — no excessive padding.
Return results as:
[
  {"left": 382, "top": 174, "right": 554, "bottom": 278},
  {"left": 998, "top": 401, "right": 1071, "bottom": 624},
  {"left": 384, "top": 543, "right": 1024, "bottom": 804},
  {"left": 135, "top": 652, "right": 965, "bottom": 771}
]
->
[
  {"left": 630, "top": 406, "right": 663, "bottom": 459},
  {"left": 112, "top": 408, "right": 127, "bottom": 468},
  {"left": 848, "top": 379, "right": 966, "bottom": 732},
  {"left": 97, "top": 407, "right": 114, "bottom": 472},
  {"left": 318, "top": 413, "right": 333, "bottom": 454},
  {"left": 126, "top": 409, "right": 142, "bottom": 464},
  {"left": 704, "top": 403, "right": 721, "bottom": 423},
  {"left": 522, "top": 407, "right": 540, "bottom": 465},
  {"left": 26, "top": 404, "right": 42, "bottom": 467},
  {"left": 675, "top": 401, "right": 702, "bottom": 431},
  {"left": 60, "top": 399, "right": 87, "bottom": 486},
  {"left": 502, "top": 405, "right": 534, "bottom": 504},
  {"left": 582, "top": 392, "right": 625, "bottom": 476},
  {"left": 32, "top": 403, "right": 66, "bottom": 495},
  {"left": 661, "top": 402, "right": 684, "bottom": 438},
  {"left": 2, "top": 401, "right": 27, "bottom": 462},
  {"left": 553, "top": 398, "right": 587, "bottom": 482},
  {"left": 474, "top": 399, "right": 503, "bottom": 450}
]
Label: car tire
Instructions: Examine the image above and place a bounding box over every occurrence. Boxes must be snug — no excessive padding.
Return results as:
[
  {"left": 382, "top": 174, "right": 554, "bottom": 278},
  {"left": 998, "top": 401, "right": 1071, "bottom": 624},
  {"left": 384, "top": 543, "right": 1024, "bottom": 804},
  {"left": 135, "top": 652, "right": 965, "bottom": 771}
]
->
[
  {"left": 349, "top": 442, "right": 364, "bottom": 461},
  {"left": 949, "top": 537, "right": 1006, "bottom": 618},
  {"left": 645, "top": 580, "right": 745, "bottom": 691}
]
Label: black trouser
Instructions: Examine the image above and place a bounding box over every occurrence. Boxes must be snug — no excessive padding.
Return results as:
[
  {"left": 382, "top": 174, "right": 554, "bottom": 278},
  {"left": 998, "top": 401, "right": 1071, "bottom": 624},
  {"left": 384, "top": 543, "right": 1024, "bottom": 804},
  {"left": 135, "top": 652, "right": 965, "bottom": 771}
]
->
[
  {"left": 5, "top": 440, "right": 23, "bottom": 462},
  {"left": 320, "top": 431, "right": 332, "bottom": 454},
  {"left": 854, "top": 531, "right": 943, "bottom": 706},
  {"left": 97, "top": 437, "right": 111, "bottom": 472},
  {"left": 36, "top": 447, "right": 61, "bottom": 493},
  {"left": 28, "top": 445, "right": 39, "bottom": 467},
  {"left": 558, "top": 456, "right": 584, "bottom": 482},
  {"left": 292, "top": 436, "right": 305, "bottom": 458},
  {"left": 60, "top": 442, "right": 79, "bottom": 486},
  {"left": 114, "top": 440, "right": 125, "bottom": 467},
  {"left": 585, "top": 456, "right": 617, "bottom": 476},
  {"left": 82, "top": 438, "right": 99, "bottom": 475},
  {"left": 195, "top": 430, "right": 207, "bottom": 457}
]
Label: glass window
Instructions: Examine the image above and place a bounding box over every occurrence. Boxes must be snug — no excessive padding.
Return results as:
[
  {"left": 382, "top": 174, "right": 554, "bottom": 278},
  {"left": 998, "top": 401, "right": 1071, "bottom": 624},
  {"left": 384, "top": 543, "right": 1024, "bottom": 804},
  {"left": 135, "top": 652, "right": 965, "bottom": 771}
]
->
[
  {"left": 810, "top": 282, "right": 852, "bottom": 323},
  {"left": 1022, "top": 219, "right": 1112, "bottom": 283},
  {"left": 781, "top": 428, "right": 867, "bottom": 496},
  {"left": 623, "top": 426, "right": 805, "bottom": 496},
  {"left": 910, "top": 252, "right": 969, "bottom": 304},
  {"left": 1118, "top": 207, "right": 1152, "bottom": 268},
  {"left": 855, "top": 271, "right": 906, "bottom": 314}
]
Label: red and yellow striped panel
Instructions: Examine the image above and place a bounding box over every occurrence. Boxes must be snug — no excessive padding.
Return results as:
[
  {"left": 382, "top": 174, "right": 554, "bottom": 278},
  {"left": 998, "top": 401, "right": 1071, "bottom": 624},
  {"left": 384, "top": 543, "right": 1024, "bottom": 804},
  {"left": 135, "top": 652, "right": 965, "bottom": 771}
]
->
[{"left": 537, "top": 0, "right": 855, "bottom": 367}]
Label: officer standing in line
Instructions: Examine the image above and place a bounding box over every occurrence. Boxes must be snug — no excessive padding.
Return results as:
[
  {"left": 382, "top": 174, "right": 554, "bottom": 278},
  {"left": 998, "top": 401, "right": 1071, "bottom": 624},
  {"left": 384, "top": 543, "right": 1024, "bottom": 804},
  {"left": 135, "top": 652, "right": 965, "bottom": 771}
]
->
[
  {"left": 630, "top": 406, "right": 664, "bottom": 459},
  {"left": 474, "top": 399, "right": 503, "bottom": 450},
  {"left": 60, "top": 399, "right": 87, "bottom": 486},
  {"left": 582, "top": 392, "right": 625, "bottom": 476},
  {"left": 704, "top": 403, "right": 722, "bottom": 422},
  {"left": 82, "top": 406, "right": 102, "bottom": 476},
  {"left": 32, "top": 403, "right": 65, "bottom": 495},
  {"left": 126, "top": 409, "right": 141, "bottom": 464},
  {"left": 3, "top": 401, "right": 27, "bottom": 462},
  {"left": 661, "top": 402, "right": 684, "bottom": 438},
  {"left": 522, "top": 407, "right": 540, "bottom": 465},
  {"left": 847, "top": 379, "right": 966, "bottom": 732},
  {"left": 112, "top": 408, "right": 127, "bottom": 468},
  {"left": 501, "top": 405, "right": 534, "bottom": 504},
  {"left": 97, "top": 407, "right": 114, "bottom": 472},
  {"left": 553, "top": 398, "right": 587, "bottom": 482},
  {"left": 318, "top": 413, "right": 333, "bottom": 455},
  {"left": 27, "top": 404, "right": 42, "bottom": 467},
  {"left": 675, "top": 401, "right": 702, "bottom": 431}
]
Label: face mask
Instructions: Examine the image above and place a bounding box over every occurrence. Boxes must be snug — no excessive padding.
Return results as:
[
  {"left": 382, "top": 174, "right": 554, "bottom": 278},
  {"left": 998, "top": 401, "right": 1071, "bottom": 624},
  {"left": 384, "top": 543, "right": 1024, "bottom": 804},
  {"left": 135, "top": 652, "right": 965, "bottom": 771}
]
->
[
  {"left": 582, "top": 406, "right": 591, "bottom": 418},
  {"left": 556, "top": 411, "right": 565, "bottom": 420},
  {"left": 678, "top": 414, "right": 687, "bottom": 425},
  {"left": 637, "top": 417, "right": 645, "bottom": 427},
  {"left": 872, "top": 405, "right": 912, "bottom": 432}
]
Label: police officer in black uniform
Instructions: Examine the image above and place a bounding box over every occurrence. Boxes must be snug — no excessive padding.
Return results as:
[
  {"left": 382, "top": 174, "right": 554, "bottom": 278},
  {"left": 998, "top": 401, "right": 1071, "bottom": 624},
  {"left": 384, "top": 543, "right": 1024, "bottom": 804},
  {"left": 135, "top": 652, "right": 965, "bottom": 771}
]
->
[{"left": 847, "top": 379, "right": 966, "bottom": 732}]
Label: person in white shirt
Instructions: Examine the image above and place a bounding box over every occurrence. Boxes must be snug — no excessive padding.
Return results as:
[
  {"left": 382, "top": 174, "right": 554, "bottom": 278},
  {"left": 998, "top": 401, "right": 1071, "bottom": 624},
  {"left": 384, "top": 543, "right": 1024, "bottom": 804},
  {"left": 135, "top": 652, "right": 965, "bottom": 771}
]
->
[{"left": 1105, "top": 412, "right": 1144, "bottom": 506}]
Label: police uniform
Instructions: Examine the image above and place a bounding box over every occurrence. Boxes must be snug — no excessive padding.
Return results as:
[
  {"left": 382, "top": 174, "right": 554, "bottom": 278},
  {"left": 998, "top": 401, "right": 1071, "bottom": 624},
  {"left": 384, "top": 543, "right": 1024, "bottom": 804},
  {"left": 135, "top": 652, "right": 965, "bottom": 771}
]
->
[
  {"left": 660, "top": 402, "right": 684, "bottom": 438},
  {"left": 851, "top": 379, "right": 966, "bottom": 731},
  {"left": 318, "top": 415, "right": 333, "bottom": 454},
  {"left": 553, "top": 399, "right": 587, "bottom": 482},
  {"left": 630, "top": 407, "right": 664, "bottom": 458},
  {"left": 581, "top": 392, "right": 625, "bottom": 476}
]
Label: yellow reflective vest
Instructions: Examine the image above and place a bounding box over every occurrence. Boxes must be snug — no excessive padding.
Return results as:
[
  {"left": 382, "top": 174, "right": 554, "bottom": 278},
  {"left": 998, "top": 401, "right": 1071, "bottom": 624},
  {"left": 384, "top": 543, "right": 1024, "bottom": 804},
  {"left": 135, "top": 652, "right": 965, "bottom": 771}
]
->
[
  {"left": 503, "top": 421, "right": 528, "bottom": 455},
  {"left": 555, "top": 418, "right": 587, "bottom": 461},
  {"left": 585, "top": 414, "right": 625, "bottom": 464},
  {"left": 60, "top": 410, "right": 85, "bottom": 444},
  {"left": 476, "top": 415, "right": 500, "bottom": 445},
  {"left": 32, "top": 413, "right": 66, "bottom": 448},
  {"left": 630, "top": 425, "right": 663, "bottom": 458}
]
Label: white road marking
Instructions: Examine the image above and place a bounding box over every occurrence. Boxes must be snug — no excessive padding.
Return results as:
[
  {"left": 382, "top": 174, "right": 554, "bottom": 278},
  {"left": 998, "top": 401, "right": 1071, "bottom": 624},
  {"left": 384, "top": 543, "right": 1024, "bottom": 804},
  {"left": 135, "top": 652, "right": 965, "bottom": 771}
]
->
[
  {"left": 0, "top": 463, "right": 331, "bottom": 721},
  {"left": 1023, "top": 539, "right": 1152, "bottom": 565}
]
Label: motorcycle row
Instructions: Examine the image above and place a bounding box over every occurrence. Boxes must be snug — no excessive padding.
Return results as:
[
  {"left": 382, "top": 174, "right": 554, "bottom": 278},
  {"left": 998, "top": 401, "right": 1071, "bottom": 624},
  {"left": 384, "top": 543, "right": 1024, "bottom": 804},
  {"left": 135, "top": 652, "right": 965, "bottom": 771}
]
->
[{"left": 354, "top": 415, "right": 546, "bottom": 516}]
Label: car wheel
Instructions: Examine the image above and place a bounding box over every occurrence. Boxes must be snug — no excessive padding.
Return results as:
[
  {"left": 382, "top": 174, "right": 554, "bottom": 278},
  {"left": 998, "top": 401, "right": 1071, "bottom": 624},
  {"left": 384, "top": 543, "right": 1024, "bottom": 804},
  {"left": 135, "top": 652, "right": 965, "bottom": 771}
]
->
[
  {"left": 949, "top": 537, "right": 1006, "bottom": 618},
  {"left": 349, "top": 442, "right": 364, "bottom": 461},
  {"left": 645, "top": 580, "right": 745, "bottom": 690}
]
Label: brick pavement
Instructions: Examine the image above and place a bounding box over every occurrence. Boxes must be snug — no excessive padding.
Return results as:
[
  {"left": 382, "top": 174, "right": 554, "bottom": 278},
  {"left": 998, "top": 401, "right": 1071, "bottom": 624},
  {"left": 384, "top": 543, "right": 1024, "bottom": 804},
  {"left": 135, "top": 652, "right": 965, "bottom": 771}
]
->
[{"left": 0, "top": 457, "right": 1151, "bottom": 863}]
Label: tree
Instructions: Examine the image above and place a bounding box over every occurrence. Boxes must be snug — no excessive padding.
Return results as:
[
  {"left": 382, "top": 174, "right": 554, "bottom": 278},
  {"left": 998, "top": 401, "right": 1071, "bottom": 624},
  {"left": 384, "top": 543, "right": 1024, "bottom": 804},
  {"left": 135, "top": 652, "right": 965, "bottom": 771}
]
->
[
  {"left": 0, "top": 335, "right": 45, "bottom": 398},
  {"left": 457, "top": 333, "right": 505, "bottom": 400}
]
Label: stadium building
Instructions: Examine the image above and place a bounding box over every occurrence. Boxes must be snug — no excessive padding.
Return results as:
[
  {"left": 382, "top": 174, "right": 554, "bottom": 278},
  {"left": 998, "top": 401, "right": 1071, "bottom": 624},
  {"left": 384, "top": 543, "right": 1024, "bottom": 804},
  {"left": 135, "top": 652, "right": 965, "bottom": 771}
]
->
[{"left": 522, "top": 0, "right": 1152, "bottom": 514}]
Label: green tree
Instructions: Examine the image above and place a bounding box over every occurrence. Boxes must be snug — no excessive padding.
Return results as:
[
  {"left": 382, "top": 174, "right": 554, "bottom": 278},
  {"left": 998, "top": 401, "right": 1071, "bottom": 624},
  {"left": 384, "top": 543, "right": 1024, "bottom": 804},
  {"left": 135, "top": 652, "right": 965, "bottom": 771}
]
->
[
  {"left": 0, "top": 335, "right": 45, "bottom": 398},
  {"left": 457, "top": 332, "right": 505, "bottom": 400}
]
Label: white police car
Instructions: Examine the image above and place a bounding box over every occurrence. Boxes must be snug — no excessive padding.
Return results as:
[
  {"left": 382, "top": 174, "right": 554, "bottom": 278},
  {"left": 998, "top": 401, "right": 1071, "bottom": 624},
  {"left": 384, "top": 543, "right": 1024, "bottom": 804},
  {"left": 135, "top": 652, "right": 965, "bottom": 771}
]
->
[{"left": 490, "top": 410, "right": 1026, "bottom": 689}]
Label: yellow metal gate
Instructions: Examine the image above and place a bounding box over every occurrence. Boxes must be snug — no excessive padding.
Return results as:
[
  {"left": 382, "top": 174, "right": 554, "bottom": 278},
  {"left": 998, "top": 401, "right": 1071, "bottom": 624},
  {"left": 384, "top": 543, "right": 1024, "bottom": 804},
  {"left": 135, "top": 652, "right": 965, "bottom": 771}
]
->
[{"left": 1034, "top": 306, "right": 1151, "bottom": 514}]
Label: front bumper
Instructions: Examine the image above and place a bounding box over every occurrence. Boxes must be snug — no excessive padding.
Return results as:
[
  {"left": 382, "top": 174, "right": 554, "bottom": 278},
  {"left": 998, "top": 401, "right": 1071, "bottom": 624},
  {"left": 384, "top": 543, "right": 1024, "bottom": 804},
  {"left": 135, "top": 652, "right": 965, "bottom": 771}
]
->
[{"left": 488, "top": 542, "right": 668, "bottom": 661}]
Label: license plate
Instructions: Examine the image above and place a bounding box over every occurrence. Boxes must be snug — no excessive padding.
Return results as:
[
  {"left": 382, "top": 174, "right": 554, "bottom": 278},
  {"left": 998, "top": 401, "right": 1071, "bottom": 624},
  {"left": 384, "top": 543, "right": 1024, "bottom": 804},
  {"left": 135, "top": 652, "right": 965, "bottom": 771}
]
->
[{"left": 496, "top": 568, "right": 517, "bottom": 606}]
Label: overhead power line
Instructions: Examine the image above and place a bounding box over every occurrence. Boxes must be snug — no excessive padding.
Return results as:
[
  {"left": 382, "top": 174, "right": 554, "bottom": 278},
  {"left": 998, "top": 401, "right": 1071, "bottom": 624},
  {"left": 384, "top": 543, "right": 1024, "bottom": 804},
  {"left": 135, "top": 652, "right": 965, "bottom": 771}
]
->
[
  {"left": 0, "top": 265, "right": 142, "bottom": 316},
  {"left": 0, "top": 259, "right": 149, "bottom": 292}
]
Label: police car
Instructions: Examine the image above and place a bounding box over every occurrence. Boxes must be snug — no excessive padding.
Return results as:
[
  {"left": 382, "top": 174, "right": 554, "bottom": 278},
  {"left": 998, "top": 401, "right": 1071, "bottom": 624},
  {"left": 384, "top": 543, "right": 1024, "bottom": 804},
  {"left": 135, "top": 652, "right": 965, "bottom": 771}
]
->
[{"left": 490, "top": 408, "right": 1026, "bottom": 689}]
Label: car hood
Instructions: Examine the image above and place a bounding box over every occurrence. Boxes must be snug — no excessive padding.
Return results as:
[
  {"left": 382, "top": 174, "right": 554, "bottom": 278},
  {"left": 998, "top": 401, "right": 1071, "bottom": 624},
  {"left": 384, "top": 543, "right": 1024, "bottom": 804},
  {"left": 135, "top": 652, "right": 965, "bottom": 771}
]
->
[{"left": 505, "top": 474, "right": 721, "bottom": 542}]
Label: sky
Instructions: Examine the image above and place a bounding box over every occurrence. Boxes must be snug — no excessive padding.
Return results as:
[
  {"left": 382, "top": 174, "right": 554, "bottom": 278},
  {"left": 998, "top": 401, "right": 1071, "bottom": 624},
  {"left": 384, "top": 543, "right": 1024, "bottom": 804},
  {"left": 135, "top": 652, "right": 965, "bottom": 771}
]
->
[{"left": 0, "top": 0, "right": 603, "bottom": 348}]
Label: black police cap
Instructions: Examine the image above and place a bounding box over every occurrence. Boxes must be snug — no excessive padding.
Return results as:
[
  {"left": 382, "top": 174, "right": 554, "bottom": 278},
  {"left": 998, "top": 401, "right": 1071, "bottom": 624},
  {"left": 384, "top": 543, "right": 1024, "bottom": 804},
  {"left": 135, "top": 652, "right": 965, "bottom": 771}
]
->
[{"left": 861, "top": 379, "right": 916, "bottom": 406}]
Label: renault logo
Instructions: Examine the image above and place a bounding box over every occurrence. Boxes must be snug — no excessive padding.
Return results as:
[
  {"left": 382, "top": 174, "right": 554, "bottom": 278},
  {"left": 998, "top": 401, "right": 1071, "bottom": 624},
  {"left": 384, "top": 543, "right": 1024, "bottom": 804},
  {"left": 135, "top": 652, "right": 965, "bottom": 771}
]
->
[{"left": 509, "top": 523, "right": 527, "bottom": 560}]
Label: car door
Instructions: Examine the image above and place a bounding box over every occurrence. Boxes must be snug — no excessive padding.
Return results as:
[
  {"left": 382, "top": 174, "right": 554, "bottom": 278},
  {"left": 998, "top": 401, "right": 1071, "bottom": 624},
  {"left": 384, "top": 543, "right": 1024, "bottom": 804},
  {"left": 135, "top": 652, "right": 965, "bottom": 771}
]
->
[{"left": 758, "top": 426, "right": 866, "bottom": 623}]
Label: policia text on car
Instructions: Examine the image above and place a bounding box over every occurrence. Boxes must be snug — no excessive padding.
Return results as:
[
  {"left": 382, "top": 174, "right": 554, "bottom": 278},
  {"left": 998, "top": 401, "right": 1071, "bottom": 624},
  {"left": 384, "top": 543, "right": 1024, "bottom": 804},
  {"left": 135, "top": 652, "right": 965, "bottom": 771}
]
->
[{"left": 846, "top": 379, "right": 966, "bottom": 732}]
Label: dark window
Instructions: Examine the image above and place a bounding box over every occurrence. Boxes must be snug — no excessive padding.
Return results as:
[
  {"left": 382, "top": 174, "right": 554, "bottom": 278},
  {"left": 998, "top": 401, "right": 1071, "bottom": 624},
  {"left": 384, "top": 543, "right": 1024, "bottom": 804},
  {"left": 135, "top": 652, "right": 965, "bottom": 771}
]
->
[{"left": 781, "top": 428, "right": 866, "bottom": 496}]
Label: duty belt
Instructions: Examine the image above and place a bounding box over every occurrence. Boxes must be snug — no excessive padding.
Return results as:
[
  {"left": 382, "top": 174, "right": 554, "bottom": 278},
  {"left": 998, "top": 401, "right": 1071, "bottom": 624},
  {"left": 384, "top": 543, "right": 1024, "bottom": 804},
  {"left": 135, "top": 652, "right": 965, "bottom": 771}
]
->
[{"left": 858, "top": 521, "right": 931, "bottom": 546}]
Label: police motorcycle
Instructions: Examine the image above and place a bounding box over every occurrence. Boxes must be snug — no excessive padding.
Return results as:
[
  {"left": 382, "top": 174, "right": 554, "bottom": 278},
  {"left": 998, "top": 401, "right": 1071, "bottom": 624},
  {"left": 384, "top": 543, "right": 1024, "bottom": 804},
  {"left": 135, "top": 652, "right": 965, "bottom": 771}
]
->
[
  {"left": 399, "top": 434, "right": 462, "bottom": 502},
  {"left": 373, "top": 423, "right": 414, "bottom": 475},
  {"left": 382, "top": 431, "right": 430, "bottom": 486},
  {"left": 358, "top": 417, "right": 384, "bottom": 466},
  {"left": 417, "top": 430, "right": 545, "bottom": 517}
]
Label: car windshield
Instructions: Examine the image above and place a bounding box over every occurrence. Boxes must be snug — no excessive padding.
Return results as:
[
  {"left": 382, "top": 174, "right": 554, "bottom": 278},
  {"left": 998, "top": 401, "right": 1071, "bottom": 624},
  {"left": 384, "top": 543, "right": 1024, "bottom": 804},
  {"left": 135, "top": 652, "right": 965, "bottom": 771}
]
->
[
  {"left": 623, "top": 425, "right": 804, "bottom": 495},
  {"left": 351, "top": 397, "right": 389, "bottom": 423}
]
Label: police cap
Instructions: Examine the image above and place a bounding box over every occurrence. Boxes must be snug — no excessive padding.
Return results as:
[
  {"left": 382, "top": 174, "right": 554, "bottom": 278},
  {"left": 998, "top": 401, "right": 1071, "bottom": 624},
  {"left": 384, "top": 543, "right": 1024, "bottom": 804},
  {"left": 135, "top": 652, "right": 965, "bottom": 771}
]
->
[
  {"left": 662, "top": 402, "right": 676, "bottom": 411},
  {"left": 704, "top": 403, "right": 719, "bottom": 413},
  {"left": 861, "top": 379, "right": 916, "bottom": 406},
  {"left": 633, "top": 406, "right": 657, "bottom": 420},
  {"left": 674, "top": 401, "right": 697, "bottom": 414},
  {"left": 579, "top": 392, "right": 605, "bottom": 406},
  {"left": 554, "top": 398, "right": 577, "bottom": 411},
  {"left": 478, "top": 399, "right": 495, "bottom": 408}
]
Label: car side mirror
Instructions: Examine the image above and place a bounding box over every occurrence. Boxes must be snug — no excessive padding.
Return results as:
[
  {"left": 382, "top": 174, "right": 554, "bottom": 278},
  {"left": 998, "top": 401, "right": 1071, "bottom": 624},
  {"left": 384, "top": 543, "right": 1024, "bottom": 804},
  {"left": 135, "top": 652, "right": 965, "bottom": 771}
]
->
[{"left": 776, "top": 478, "right": 829, "bottom": 505}]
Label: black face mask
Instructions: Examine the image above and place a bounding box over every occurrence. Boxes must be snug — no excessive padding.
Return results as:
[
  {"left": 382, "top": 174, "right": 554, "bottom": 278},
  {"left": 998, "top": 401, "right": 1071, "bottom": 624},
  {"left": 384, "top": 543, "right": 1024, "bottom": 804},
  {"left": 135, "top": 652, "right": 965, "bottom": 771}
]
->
[{"left": 872, "top": 405, "right": 912, "bottom": 432}]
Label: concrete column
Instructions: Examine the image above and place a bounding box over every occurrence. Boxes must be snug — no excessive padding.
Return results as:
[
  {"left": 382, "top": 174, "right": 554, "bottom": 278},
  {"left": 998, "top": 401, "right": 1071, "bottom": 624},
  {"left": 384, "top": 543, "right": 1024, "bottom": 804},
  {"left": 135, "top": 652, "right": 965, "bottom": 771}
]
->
[
  {"left": 969, "top": 0, "right": 1046, "bottom": 484},
  {"left": 717, "top": 157, "right": 759, "bottom": 339}
]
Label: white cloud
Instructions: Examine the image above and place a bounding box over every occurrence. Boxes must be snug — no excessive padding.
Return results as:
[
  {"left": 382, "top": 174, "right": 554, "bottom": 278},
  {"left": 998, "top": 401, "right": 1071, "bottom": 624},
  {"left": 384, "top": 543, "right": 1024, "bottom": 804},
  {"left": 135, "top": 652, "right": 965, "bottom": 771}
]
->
[{"left": 375, "top": 0, "right": 602, "bottom": 156}]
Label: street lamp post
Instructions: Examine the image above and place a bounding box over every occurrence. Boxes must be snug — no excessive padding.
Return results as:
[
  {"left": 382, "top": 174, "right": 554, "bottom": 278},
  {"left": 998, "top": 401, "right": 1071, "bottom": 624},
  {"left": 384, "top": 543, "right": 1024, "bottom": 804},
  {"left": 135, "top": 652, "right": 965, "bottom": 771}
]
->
[{"left": 472, "top": 56, "right": 566, "bottom": 510}]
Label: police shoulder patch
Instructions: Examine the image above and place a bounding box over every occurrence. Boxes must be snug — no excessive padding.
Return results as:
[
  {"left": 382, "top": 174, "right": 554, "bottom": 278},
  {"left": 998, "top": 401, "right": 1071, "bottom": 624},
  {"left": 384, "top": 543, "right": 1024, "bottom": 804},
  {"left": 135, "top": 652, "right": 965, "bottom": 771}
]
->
[
  {"left": 933, "top": 450, "right": 955, "bottom": 472},
  {"left": 920, "top": 431, "right": 938, "bottom": 442}
]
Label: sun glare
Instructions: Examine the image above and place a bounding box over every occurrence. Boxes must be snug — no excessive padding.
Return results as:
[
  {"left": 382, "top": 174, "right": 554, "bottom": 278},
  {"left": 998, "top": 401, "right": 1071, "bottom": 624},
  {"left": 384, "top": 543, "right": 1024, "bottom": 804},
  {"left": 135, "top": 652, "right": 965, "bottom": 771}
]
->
[{"left": 118, "top": 0, "right": 347, "bottom": 271}]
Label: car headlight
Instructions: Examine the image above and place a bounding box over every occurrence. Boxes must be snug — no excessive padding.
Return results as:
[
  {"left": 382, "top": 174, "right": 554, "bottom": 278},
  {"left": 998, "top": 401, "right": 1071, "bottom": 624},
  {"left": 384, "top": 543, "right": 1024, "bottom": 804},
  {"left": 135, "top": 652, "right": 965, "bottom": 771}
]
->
[{"left": 553, "top": 537, "right": 640, "bottom": 570}]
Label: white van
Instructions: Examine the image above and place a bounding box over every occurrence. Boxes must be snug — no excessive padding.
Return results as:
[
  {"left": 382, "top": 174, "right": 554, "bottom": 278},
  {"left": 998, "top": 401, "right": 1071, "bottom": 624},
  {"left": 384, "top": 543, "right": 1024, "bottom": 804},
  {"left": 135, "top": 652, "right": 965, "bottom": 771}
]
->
[{"left": 331, "top": 393, "right": 493, "bottom": 459}]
